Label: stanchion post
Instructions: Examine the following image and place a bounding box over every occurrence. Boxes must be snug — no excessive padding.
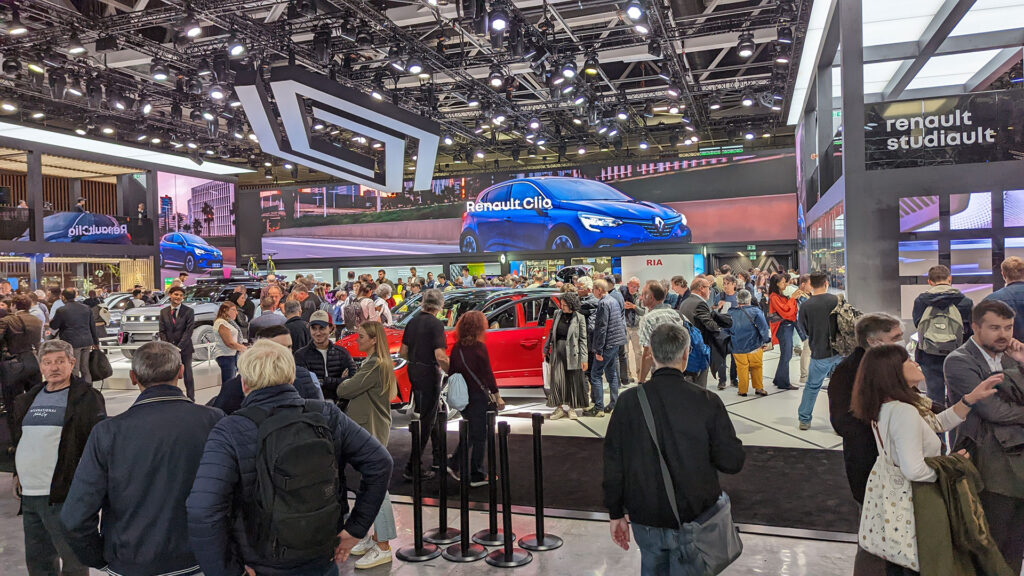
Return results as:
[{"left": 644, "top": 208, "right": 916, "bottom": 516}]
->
[
  {"left": 443, "top": 420, "right": 487, "bottom": 562},
  {"left": 396, "top": 420, "right": 441, "bottom": 562},
  {"left": 519, "top": 412, "right": 563, "bottom": 551},
  {"left": 485, "top": 422, "right": 532, "bottom": 568},
  {"left": 473, "top": 410, "right": 511, "bottom": 547},
  {"left": 424, "top": 405, "right": 460, "bottom": 545}
]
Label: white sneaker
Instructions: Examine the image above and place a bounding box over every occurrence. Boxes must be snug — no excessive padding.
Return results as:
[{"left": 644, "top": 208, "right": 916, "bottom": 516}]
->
[
  {"left": 350, "top": 534, "right": 375, "bottom": 556},
  {"left": 549, "top": 407, "right": 566, "bottom": 420},
  {"left": 355, "top": 544, "right": 393, "bottom": 569}
]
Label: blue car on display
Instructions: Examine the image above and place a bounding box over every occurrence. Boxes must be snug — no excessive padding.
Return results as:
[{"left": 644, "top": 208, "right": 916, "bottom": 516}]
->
[
  {"left": 160, "top": 232, "right": 223, "bottom": 272},
  {"left": 459, "top": 176, "right": 691, "bottom": 253}
]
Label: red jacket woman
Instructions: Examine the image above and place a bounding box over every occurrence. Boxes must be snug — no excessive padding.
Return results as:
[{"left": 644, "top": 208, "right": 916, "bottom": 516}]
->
[{"left": 769, "top": 291, "right": 799, "bottom": 345}]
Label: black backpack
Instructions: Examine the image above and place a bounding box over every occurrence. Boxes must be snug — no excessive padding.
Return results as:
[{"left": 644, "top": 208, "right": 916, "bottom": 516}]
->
[{"left": 236, "top": 402, "right": 342, "bottom": 563}]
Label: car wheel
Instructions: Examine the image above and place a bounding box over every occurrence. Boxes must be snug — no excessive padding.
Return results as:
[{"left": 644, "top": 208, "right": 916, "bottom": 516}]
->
[
  {"left": 459, "top": 231, "right": 480, "bottom": 254},
  {"left": 159, "top": 253, "right": 165, "bottom": 267},
  {"left": 192, "top": 325, "right": 215, "bottom": 361},
  {"left": 548, "top": 227, "right": 579, "bottom": 251},
  {"left": 185, "top": 255, "right": 196, "bottom": 272},
  {"left": 120, "top": 348, "right": 135, "bottom": 360}
]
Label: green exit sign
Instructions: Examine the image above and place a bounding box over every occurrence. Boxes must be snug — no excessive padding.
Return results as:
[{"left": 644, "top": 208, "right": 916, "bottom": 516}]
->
[
  {"left": 746, "top": 245, "right": 756, "bottom": 251},
  {"left": 748, "top": 252, "right": 757, "bottom": 260}
]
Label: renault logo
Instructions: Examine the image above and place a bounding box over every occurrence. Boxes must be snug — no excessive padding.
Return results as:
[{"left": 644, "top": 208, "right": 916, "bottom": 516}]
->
[{"left": 654, "top": 216, "right": 664, "bottom": 231}]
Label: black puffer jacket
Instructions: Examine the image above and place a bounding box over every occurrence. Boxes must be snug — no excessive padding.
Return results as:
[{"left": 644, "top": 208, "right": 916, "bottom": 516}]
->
[{"left": 294, "top": 342, "right": 356, "bottom": 403}]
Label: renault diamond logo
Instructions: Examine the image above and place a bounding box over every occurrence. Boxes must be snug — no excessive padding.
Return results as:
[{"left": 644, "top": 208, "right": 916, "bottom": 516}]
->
[
  {"left": 235, "top": 66, "right": 440, "bottom": 192},
  {"left": 654, "top": 216, "right": 664, "bottom": 231}
]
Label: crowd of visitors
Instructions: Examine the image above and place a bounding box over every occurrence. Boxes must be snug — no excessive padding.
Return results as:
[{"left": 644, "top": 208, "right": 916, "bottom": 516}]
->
[{"left": 1, "top": 258, "right": 1023, "bottom": 576}]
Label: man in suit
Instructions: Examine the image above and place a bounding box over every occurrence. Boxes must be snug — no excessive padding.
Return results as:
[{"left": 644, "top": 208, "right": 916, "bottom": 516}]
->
[
  {"left": 943, "top": 299, "right": 1024, "bottom": 572},
  {"left": 678, "top": 277, "right": 731, "bottom": 388},
  {"left": 157, "top": 286, "right": 196, "bottom": 400},
  {"left": 49, "top": 289, "right": 99, "bottom": 384}
]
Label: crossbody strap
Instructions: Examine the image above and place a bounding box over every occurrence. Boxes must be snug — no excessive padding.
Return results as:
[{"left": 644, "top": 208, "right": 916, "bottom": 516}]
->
[
  {"left": 636, "top": 386, "right": 682, "bottom": 528},
  {"left": 458, "top": 348, "right": 493, "bottom": 396}
]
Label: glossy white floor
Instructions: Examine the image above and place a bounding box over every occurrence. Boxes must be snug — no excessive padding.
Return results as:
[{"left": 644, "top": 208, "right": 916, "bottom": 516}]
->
[{"left": 0, "top": 348, "right": 861, "bottom": 574}]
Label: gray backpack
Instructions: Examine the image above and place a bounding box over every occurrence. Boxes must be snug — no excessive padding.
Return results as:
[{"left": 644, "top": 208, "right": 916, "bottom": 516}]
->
[{"left": 918, "top": 304, "right": 964, "bottom": 355}]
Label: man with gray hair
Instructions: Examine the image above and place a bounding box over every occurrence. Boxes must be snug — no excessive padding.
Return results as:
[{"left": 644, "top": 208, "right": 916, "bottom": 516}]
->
[
  {"left": 61, "top": 341, "right": 223, "bottom": 576},
  {"left": 585, "top": 279, "right": 627, "bottom": 416},
  {"left": 248, "top": 294, "right": 287, "bottom": 341},
  {"left": 399, "top": 288, "right": 450, "bottom": 479},
  {"left": 12, "top": 339, "right": 106, "bottom": 576},
  {"left": 604, "top": 323, "right": 745, "bottom": 573}
]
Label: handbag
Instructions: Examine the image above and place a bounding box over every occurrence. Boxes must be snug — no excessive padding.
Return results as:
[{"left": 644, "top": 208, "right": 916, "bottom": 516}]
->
[
  {"left": 542, "top": 360, "right": 551, "bottom": 392},
  {"left": 636, "top": 386, "right": 743, "bottom": 575},
  {"left": 459, "top": 348, "right": 501, "bottom": 408},
  {"left": 859, "top": 412, "right": 919, "bottom": 571},
  {"left": 89, "top": 348, "right": 113, "bottom": 381}
]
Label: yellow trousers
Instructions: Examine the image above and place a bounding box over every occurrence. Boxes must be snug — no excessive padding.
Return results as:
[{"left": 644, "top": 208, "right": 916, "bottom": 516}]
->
[{"left": 732, "top": 349, "right": 764, "bottom": 394}]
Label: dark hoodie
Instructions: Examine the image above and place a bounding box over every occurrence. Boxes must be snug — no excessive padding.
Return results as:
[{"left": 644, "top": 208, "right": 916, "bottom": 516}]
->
[{"left": 912, "top": 284, "right": 974, "bottom": 343}]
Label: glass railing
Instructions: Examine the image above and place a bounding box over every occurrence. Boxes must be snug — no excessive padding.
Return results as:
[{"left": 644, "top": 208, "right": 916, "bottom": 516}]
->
[
  {"left": 0, "top": 206, "right": 33, "bottom": 241},
  {"left": 28, "top": 210, "right": 155, "bottom": 245}
]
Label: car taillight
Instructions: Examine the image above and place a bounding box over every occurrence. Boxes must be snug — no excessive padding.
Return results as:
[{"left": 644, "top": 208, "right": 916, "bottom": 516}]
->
[{"left": 462, "top": 212, "right": 467, "bottom": 223}]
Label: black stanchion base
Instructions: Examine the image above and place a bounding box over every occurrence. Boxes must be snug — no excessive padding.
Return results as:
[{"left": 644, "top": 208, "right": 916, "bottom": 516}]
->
[
  {"left": 472, "top": 529, "right": 514, "bottom": 547},
  {"left": 442, "top": 542, "right": 488, "bottom": 562},
  {"left": 423, "top": 527, "right": 461, "bottom": 545},
  {"left": 485, "top": 548, "right": 533, "bottom": 568},
  {"left": 518, "top": 533, "right": 564, "bottom": 551},
  {"left": 396, "top": 543, "right": 442, "bottom": 562}
]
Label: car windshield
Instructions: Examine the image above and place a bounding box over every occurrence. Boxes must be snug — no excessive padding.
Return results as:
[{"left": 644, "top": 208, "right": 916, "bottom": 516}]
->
[
  {"left": 184, "top": 286, "right": 229, "bottom": 303},
  {"left": 393, "top": 291, "right": 493, "bottom": 329},
  {"left": 180, "top": 233, "right": 210, "bottom": 246},
  {"left": 541, "top": 179, "right": 632, "bottom": 202}
]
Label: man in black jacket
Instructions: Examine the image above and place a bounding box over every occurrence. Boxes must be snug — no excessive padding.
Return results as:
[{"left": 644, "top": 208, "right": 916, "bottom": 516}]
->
[
  {"left": 678, "top": 277, "right": 732, "bottom": 388},
  {"left": 49, "top": 289, "right": 99, "bottom": 384},
  {"left": 294, "top": 311, "right": 356, "bottom": 406},
  {"left": 912, "top": 265, "right": 974, "bottom": 406},
  {"left": 157, "top": 286, "right": 197, "bottom": 400},
  {"left": 604, "top": 323, "right": 744, "bottom": 573},
  {"left": 0, "top": 295, "right": 43, "bottom": 440},
  {"left": 284, "top": 299, "right": 311, "bottom": 351},
  {"left": 60, "top": 341, "right": 223, "bottom": 576},
  {"left": 12, "top": 339, "right": 106, "bottom": 576}
]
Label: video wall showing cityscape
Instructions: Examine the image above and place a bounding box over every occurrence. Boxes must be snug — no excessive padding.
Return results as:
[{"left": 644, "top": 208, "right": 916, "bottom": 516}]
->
[
  {"left": 252, "top": 149, "right": 798, "bottom": 261},
  {"left": 156, "top": 172, "right": 236, "bottom": 279}
]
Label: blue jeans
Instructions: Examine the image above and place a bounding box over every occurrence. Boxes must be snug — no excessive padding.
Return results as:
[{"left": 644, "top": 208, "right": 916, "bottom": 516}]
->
[
  {"left": 772, "top": 321, "right": 794, "bottom": 387},
  {"left": 915, "top": 350, "right": 948, "bottom": 406},
  {"left": 632, "top": 522, "right": 702, "bottom": 576},
  {"left": 216, "top": 354, "right": 238, "bottom": 384},
  {"left": 590, "top": 345, "right": 621, "bottom": 409},
  {"left": 798, "top": 354, "right": 843, "bottom": 424}
]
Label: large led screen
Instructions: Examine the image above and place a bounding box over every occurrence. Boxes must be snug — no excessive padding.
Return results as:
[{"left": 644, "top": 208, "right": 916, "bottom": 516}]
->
[
  {"left": 256, "top": 150, "right": 797, "bottom": 260},
  {"left": 156, "top": 172, "right": 236, "bottom": 278}
]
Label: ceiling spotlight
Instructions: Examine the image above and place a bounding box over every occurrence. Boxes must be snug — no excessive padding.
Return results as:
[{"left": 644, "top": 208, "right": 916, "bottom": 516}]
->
[
  {"left": 264, "top": 167, "right": 273, "bottom": 179},
  {"left": 370, "top": 79, "right": 384, "bottom": 100},
  {"left": 201, "top": 107, "right": 216, "bottom": 121},
  {"left": 227, "top": 92, "right": 241, "bottom": 107},
  {"left": 443, "top": 134, "right": 454, "bottom": 146},
  {"left": 561, "top": 60, "right": 576, "bottom": 79},
  {"left": 577, "top": 144, "right": 586, "bottom": 155},
  {"left": 467, "top": 91, "right": 480, "bottom": 107},
  {"left": 30, "top": 111, "right": 44, "bottom": 119},
  {"left": 597, "top": 124, "right": 608, "bottom": 135},
  {"left": 406, "top": 56, "right": 424, "bottom": 76},
  {"left": 625, "top": 0, "right": 644, "bottom": 20},
  {"left": 150, "top": 135, "right": 162, "bottom": 144},
  {"left": 741, "top": 90, "right": 754, "bottom": 106},
  {"left": 775, "top": 47, "right": 790, "bottom": 64},
  {"left": 488, "top": 65, "right": 504, "bottom": 88},
  {"left": 666, "top": 82, "right": 681, "bottom": 98},
  {"left": 150, "top": 59, "right": 169, "bottom": 81},
  {"left": 67, "top": 33, "right": 86, "bottom": 55},
  {"left": 572, "top": 116, "right": 584, "bottom": 126},
  {"left": 583, "top": 53, "right": 599, "bottom": 76},
  {"left": 66, "top": 75, "right": 83, "bottom": 97},
  {"left": 139, "top": 97, "right": 153, "bottom": 115},
  {"left": 536, "top": 137, "right": 546, "bottom": 146},
  {"left": 777, "top": 26, "right": 793, "bottom": 45},
  {"left": 633, "top": 18, "right": 650, "bottom": 35},
  {"left": 187, "top": 76, "right": 202, "bottom": 95},
  {"left": 196, "top": 58, "right": 213, "bottom": 76},
  {"left": 227, "top": 34, "right": 245, "bottom": 57},
  {"left": 208, "top": 83, "right": 226, "bottom": 100},
  {"left": 668, "top": 102, "right": 681, "bottom": 114},
  {"left": 26, "top": 56, "right": 44, "bottom": 75},
  {"left": 3, "top": 57, "right": 21, "bottom": 76},
  {"left": 709, "top": 93, "right": 723, "bottom": 110},
  {"left": 490, "top": 5, "right": 508, "bottom": 32},
  {"left": 572, "top": 92, "right": 587, "bottom": 106},
  {"left": 474, "top": 119, "right": 486, "bottom": 134},
  {"left": 492, "top": 111, "right": 506, "bottom": 125},
  {"left": 48, "top": 69, "right": 67, "bottom": 99},
  {"left": 643, "top": 102, "right": 654, "bottom": 118},
  {"left": 606, "top": 125, "right": 618, "bottom": 137},
  {"left": 312, "top": 121, "right": 325, "bottom": 131},
  {"left": 647, "top": 40, "right": 662, "bottom": 59},
  {"left": 528, "top": 117, "right": 541, "bottom": 131},
  {"left": 0, "top": 100, "right": 17, "bottom": 112},
  {"left": 762, "top": 129, "right": 772, "bottom": 138},
  {"left": 475, "top": 149, "right": 485, "bottom": 159},
  {"left": 744, "top": 128, "right": 755, "bottom": 140},
  {"left": 616, "top": 106, "right": 629, "bottom": 121},
  {"left": 736, "top": 31, "right": 756, "bottom": 58},
  {"left": 107, "top": 89, "right": 125, "bottom": 111},
  {"left": 135, "top": 131, "right": 148, "bottom": 142},
  {"left": 638, "top": 139, "right": 649, "bottom": 150},
  {"left": 180, "top": 13, "right": 202, "bottom": 38},
  {"left": 561, "top": 83, "right": 574, "bottom": 94},
  {"left": 771, "top": 102, "right": 783, "bottom": 111},
  {"left": 101, "top": 124, "right": 115, "bottom": 135}
]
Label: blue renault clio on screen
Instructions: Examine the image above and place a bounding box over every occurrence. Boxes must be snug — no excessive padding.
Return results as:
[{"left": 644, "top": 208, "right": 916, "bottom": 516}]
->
[
  {"left": 459, "top": 177, "right": 691, "bottom": 253},
  {"left": 159, "top": 232, "right": 223, "bottom": 272}
]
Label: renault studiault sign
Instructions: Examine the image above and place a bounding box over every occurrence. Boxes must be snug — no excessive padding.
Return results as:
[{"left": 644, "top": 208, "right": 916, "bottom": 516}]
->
[
  {"left": 235, "top": 66, "right": 441, "bottom": 192},
  {"left": 865, "top": 90, "right": 1023, "bottom": 170}
]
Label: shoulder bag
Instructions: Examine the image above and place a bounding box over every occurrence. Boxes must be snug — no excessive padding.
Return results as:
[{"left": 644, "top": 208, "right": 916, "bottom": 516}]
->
[
  {"left": 858, "top": 411, "right": 919, "bottom": 571},
  {"left": 459, "top": 347, "right": 500, "bottom": 408},
  {"left": 636, "top": 386, "right": 743, "bottom": 575}
]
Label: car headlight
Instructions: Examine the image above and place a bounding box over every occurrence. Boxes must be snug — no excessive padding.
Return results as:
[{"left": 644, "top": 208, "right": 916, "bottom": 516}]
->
[
  {"left": 578, "top": 212, "right": 622, "bottom": 232},
  {"left": 678, "top": 213, "right": 687, "bottom": 226}
]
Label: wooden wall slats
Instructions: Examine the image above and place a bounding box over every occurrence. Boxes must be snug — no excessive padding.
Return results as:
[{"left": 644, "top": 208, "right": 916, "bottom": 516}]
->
[{"left": 0, "top": 170, "right": 116, "bottom": 213}]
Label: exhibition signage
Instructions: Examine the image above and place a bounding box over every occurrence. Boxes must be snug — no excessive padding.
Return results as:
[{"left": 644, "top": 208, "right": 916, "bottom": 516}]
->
[{"left": 865, "top": 90, "right": 1023, "bottom": 170}]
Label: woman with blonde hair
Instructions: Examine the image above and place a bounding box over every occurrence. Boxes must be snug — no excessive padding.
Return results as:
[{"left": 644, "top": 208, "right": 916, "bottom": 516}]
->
[{"left": 336, "top": 321, "right": 398, "bottom": 569}]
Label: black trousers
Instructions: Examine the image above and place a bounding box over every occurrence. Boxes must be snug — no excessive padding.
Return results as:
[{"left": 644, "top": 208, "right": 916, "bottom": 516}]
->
[
  {"left": 407, "top": 364, "right": 441, "bottom": 472},
  {"left": 450, "top": 397, "right": 488, "bottom": 479},
  {"left": 980, "top": 490, "right": 1024, "bottom": 573},
  {"left": 181, "top": 350, "right": 195, "bottom": 400}
]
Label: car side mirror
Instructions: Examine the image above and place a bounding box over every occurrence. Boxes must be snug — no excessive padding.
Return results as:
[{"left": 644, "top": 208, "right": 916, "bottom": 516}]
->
[{"left": 534, "top": 206, "right": 547, "bottom": 216}]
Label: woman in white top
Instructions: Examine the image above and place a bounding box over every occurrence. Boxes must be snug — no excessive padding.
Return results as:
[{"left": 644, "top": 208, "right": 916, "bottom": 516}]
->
[
  {"left": 358, "top": 283, "right": 380, "bottom": 323},
  {"left": 213, "top": 302, "right": 248, "bottom": 384},
  {"left": 374, "top": 284, "right": 393, "bottom": 325},
  {"left": 851, "top": 344, "right": 998, "bottom": 575}
]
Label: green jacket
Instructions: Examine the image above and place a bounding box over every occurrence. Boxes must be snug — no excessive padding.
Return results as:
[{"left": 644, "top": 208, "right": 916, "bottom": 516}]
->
[{"left": 913, "top": 454, "right": 1015, "bottom": 576}]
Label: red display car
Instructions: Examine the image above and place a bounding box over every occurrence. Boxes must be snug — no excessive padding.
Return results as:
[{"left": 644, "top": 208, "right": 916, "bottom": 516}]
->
[{"left": 336, "top": 288, "right": 563, "bottom": 408}]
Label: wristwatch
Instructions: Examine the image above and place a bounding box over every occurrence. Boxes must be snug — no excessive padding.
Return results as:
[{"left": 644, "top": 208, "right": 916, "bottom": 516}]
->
[{"left": 962, "top": 396, "right": 976, "bottom": 408}]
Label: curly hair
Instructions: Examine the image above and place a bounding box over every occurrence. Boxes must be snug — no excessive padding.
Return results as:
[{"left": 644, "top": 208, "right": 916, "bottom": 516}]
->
[
  {"left": 456, "top": 310, "right": 488, "bottom": 345},
  {"left": 560, "top": 291, "right": 581, "bottom": 312}
]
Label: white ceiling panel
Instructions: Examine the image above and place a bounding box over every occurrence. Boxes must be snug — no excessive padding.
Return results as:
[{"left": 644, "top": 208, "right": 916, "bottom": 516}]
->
[
  {"left": 861, "top": 0, "right": 946, "bottom": 46},
  {"left": 832, "top": 60, "right": 908, "bottom": 94},
  {"left": 950, "top": 0, "right": 1024, "bottom": 36},
  {"left": 905, "top": 49, "right": 1005, "bottom": 90}
]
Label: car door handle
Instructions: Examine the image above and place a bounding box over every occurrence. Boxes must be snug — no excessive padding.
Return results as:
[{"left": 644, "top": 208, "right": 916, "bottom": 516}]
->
[{"left": 520, "top": 339, "right": 539, "bottom": 348}]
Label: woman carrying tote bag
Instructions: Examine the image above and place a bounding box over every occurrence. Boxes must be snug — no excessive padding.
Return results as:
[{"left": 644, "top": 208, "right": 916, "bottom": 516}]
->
[
  {"left": 543, "top": 292, "right": 589, "bottom": 420},
  {"left": 850, "top": 344, "right": 998, "bottom": 575}
]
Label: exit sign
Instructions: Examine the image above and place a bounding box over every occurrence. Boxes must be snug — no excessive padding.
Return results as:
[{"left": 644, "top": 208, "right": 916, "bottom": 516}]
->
[{"left": 746, "top": 245, "right": 756, "bottom": 251}]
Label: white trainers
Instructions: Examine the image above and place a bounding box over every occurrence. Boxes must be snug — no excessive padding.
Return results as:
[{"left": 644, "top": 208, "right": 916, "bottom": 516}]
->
[
  {"left": 549, "top": 407, "right": 566, "bottom": 420},
  {"left": 355, "top": 544, "right": 393, "bottom": 569},
  {"left": 350, "top": 534, "right": 375, "bottom": 557}
]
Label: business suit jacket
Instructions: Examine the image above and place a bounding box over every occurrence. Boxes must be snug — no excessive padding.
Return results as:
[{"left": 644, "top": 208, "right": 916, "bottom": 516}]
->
[
  {"left": 944, "top": 340, "right": 1024, "bottom": 498},
  {"left": 50, "top": 301, "right": 99, "bottom": 349},
  {"left": 158, "top": 305, "right": 196, "bottom": 355},
  {"left": 678, "top": 293, "right": 732, "bottom": 359}
]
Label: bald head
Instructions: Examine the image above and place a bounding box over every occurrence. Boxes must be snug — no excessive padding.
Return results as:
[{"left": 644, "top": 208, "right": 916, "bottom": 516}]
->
[{"left": 691, "top": 277, "right": 711, "bottom": 299}]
